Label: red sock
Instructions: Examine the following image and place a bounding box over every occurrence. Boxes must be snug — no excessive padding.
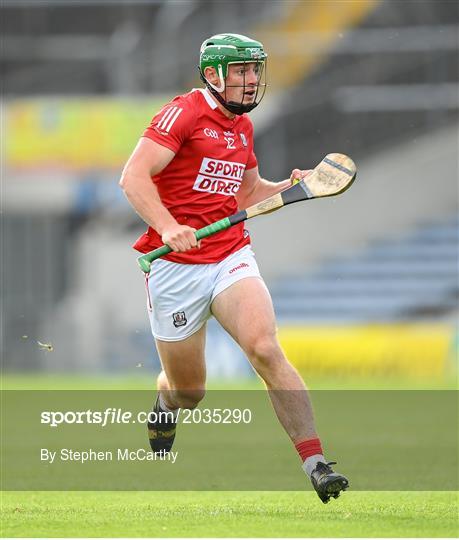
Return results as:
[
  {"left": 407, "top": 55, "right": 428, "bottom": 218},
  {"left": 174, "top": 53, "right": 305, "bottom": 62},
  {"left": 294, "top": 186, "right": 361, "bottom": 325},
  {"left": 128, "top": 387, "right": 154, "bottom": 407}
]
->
[{"left": 295, "top": 437, "right": 323, "bottom": 462}]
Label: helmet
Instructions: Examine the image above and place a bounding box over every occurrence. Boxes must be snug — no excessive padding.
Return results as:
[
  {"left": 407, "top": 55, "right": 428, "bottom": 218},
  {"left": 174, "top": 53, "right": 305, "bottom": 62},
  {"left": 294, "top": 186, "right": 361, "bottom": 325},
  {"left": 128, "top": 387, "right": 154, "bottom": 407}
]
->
[{"left": 199, "top": 33, "right": 268, "bottom": 115}]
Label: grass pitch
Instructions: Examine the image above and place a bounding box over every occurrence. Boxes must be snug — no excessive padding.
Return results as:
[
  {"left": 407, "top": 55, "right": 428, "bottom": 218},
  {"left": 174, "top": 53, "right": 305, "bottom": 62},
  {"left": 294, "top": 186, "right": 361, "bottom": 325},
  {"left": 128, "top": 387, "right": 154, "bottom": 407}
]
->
[
  {"left": 1, "top": 374, "right": 457, "bottom": 537},
  {"left": 2, "top": 490, "right": 458, "bottom": 537}
]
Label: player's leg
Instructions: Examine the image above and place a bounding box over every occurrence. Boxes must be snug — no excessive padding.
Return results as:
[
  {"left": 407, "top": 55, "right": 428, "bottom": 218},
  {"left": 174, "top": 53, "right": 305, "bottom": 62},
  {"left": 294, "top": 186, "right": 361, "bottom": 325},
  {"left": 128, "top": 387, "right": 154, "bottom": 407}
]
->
[
  {"left": 145, "top": 258, "right": 211, "bottom": 452},
  {"left": 211, "top": 276, "right": 348, "bottom": 502},
  {"left": 211, "top": 277, "right": 316, "bottom": 439},
  {"left": 148, "top": 325, "right": 207, "bottom": 453},
  {"left": 155, "top": 324, "right": 207, "bottom": 410}
]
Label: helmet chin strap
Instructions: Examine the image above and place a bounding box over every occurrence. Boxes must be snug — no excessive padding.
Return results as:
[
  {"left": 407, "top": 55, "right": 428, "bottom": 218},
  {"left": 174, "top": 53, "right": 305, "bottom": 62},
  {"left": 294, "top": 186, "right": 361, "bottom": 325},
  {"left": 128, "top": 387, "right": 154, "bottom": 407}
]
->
[{"left": 216, "top": 96, "right": 259, "bottom": 115}]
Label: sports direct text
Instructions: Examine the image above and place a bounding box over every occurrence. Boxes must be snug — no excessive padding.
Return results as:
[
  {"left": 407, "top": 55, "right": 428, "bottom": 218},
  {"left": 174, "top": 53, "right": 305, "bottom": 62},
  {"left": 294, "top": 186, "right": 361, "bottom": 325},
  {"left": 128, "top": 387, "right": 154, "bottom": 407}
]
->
[
  {"left": 193, "top": 157, "right": 245, "bottom": 196},
  {"left": 40, "top": 407, "right": 252, "bottom": 427}
]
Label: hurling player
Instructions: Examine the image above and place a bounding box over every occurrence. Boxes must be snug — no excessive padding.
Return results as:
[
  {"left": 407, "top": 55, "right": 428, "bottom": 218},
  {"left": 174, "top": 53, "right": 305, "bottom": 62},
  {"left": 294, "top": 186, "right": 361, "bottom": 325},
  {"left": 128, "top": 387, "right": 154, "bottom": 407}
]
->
[{"left": 120, "top": 33, "right": 348, "bottom": 503}]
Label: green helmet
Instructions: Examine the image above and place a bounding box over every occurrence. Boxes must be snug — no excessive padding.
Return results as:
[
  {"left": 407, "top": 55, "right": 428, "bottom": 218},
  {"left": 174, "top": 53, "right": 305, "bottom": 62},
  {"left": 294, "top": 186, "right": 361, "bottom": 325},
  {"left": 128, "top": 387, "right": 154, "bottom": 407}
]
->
[{"left": 199, "top": 33, "right": 268, "bottom": 115}]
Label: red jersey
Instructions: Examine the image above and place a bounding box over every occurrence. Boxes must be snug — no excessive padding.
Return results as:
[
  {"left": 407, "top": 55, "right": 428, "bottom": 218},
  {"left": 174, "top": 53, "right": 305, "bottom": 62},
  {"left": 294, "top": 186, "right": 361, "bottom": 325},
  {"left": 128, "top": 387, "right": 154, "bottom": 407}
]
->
[{"left": 133, "top": 88, "right": 258, "bottom": 264}]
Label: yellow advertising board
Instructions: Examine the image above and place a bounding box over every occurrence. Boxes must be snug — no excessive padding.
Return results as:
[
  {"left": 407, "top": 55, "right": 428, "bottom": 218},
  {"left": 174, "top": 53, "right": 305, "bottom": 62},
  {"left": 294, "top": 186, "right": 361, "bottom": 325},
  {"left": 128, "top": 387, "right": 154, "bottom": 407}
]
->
[
  {"left": 4, "top": 97, "right": 170, "bottom": 171},
  {"left": 279, "top": 323, "right": 456, "bottom": 378}
]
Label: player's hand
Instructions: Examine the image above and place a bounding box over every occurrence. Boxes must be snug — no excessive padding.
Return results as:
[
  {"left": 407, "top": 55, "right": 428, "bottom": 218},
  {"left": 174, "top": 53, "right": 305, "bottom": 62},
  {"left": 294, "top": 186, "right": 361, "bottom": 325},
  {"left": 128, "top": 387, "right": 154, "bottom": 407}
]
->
[
  {"left": 290, "top": 169, "right": 313, "bottom": 185},
  {"left": 161, "top": 224, "right": 201, "bottom": 252}
]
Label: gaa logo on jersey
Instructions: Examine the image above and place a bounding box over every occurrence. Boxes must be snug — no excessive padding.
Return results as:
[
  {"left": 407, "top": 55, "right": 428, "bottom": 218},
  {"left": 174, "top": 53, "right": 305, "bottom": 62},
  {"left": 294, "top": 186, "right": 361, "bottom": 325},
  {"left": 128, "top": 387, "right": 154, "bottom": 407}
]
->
[
  {"left": 193, "top": 157, "right": 246, "bottom": 196},
  {"left": 204, "top": 128, "right": 219, "bottom": 139},
  {"left": 172, "top": 311, "right": 187, "bottom": 328}
]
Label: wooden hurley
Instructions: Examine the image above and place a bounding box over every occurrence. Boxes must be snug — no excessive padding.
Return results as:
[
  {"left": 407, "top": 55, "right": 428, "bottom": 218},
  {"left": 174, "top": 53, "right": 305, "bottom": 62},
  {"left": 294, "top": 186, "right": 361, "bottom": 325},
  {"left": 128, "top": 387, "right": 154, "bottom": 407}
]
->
[{"left": 137, "top": 153, "right": 357, "bottom": 273}]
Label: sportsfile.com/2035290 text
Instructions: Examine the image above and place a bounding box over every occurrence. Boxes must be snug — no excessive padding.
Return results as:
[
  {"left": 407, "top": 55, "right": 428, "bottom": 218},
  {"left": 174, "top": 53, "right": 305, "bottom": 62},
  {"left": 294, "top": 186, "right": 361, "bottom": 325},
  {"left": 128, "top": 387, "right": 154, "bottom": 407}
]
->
[{"left": 40, "top": 408, "right": 252, "bottom": 427}]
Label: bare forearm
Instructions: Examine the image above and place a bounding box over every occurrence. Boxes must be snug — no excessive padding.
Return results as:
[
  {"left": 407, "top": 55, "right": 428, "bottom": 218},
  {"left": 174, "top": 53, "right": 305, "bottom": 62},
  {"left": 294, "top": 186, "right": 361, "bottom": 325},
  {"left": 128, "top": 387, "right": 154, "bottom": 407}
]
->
[
  {"left": 120, "top": 173, "right": 176, "bottom": 234},
  {"left": 240, "top": 177, "right": 291, "bottom": 208}
]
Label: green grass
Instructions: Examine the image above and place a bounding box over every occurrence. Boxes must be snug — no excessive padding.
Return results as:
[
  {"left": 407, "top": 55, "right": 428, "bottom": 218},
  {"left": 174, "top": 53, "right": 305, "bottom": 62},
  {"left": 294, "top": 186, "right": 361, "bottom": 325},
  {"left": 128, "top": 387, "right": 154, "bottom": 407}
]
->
[
  {"left": 1, "top": 374, "right": 457, "bottom": 537},
  {"left": 2, "top": 491, "right": 458, "bottom": 537},
  {"left": 2, "top": 373, "right": 456, "bottom": 390}
]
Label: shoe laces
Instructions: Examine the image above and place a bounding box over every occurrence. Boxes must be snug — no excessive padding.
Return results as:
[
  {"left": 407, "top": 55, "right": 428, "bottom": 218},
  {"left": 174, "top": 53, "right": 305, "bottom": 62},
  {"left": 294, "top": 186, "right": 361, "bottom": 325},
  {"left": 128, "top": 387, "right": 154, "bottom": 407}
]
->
[{"left": 316, "top": 461, "right": 337, "bottom": 473}]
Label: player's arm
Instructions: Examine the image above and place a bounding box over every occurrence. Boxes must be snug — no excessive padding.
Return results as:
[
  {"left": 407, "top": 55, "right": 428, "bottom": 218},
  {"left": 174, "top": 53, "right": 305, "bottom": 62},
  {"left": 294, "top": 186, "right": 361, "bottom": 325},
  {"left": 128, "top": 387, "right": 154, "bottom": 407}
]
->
[
  {"left": 236, "top": 166, "right": 311, "bottom": 210},
  {"left": 119, "top": 137, "right": 199, "bottom": 252}
]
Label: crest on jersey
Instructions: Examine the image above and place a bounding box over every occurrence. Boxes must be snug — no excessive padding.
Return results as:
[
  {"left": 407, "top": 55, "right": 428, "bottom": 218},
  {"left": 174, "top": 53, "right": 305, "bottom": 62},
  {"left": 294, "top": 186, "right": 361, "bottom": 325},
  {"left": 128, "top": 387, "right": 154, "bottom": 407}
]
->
[
  {"left": 240, "top": 133, "right": 248, "bottom": 147},
  {"left": 172, "top": 311, "right": 187, "bottom": 328}
]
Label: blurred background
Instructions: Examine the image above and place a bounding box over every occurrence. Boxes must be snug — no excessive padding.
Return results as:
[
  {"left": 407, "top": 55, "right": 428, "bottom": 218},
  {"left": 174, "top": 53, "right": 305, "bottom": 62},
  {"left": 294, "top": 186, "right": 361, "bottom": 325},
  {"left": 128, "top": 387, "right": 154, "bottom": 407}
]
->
[{"left": 2, "top": 0, "right": 458, "bottom": 384}]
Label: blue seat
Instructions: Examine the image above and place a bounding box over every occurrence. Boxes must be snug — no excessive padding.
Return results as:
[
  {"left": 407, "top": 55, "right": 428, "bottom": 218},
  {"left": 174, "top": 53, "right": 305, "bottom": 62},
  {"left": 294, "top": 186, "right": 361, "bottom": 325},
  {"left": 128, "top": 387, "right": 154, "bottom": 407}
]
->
[{"left": 270, "top": 214, "right": 459, "bottom": 322}]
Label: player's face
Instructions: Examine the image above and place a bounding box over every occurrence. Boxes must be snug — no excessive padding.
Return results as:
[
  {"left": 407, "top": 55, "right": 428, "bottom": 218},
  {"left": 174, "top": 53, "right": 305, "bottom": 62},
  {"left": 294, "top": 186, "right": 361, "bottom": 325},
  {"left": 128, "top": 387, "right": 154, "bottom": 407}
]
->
[{"left": 225, "top": 62, "right": 262, "bottom": 105}]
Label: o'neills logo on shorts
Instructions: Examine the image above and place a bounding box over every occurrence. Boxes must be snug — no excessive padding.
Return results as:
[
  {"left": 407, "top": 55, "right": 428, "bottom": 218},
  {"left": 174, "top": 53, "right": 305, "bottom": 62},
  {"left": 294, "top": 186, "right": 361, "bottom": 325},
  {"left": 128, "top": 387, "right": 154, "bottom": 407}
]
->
[
  {"left": 193, "top": 158, "right": 245, "bottom": 196},
  {"left": 229, "top": 262, "right": 249, "bottom": 274}
]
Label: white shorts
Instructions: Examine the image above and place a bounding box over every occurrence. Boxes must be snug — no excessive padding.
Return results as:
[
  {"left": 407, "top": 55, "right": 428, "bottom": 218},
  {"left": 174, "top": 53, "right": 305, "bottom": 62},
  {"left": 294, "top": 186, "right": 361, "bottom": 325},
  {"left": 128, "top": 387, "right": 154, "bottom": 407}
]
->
[{"left": 145, "top": 245, "right": 262, "bottom": 341}]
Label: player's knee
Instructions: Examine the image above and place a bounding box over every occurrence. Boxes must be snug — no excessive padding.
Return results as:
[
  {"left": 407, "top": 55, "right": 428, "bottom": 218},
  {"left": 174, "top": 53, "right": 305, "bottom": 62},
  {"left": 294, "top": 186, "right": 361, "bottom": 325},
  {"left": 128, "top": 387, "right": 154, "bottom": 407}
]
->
[
  {"left": 246, "top": 334, "right": 283, "bottom": 369},
  {"left": 171, "top": 387, "right": 205, "bottom": 409}
]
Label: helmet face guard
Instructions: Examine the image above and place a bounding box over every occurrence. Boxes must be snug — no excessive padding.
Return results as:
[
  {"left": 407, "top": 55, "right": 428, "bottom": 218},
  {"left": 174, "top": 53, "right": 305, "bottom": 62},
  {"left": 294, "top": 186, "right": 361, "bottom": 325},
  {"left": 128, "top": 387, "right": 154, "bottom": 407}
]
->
[{"left": 199, "top": 33, "right": 268, "bottom": 115}]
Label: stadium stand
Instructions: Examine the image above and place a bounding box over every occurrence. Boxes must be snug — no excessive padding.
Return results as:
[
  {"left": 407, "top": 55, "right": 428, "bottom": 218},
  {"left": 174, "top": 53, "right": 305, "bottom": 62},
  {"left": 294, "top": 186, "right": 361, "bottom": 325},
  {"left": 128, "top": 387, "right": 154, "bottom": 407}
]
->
[
  {"left": 2, "top": 0, "right": 281, "bottom": 95},
  {"left": 2, "top": 0, "right": 457, "bottom": 372},
  {"left": 271, "top": 214, "right": 459, "bottom": 322},
  {"left": 255, "top": 0, "right": 459, "bottom": 179}
]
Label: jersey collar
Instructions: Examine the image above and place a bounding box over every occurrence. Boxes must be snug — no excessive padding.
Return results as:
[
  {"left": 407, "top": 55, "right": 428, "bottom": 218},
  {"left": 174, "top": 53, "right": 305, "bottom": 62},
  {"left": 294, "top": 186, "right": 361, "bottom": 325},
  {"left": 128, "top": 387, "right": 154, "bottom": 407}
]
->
[{"left": 196, "top": 88, "right": 218, "bottom": 110}]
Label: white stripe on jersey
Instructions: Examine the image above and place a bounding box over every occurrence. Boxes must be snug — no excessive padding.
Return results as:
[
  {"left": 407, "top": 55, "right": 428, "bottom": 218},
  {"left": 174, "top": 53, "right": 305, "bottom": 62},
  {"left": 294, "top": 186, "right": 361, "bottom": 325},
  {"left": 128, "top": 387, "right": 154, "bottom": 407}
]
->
[
  {"left": 157, "top": 107, "right": 177, "bottom": 130},
  {"left": 164, "top": 107, "right": 182, "bottom": 132}
]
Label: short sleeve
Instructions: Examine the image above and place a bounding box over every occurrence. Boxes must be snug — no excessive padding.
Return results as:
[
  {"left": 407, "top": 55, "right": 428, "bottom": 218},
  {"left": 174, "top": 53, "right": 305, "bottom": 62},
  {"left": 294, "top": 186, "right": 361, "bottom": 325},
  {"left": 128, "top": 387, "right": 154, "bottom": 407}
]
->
[
  {"left": 142, "top": 98, "right": 196, "bottom": 154},
  {"left": 245, "top": 118, "right": 258, "bottom": 170}
]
